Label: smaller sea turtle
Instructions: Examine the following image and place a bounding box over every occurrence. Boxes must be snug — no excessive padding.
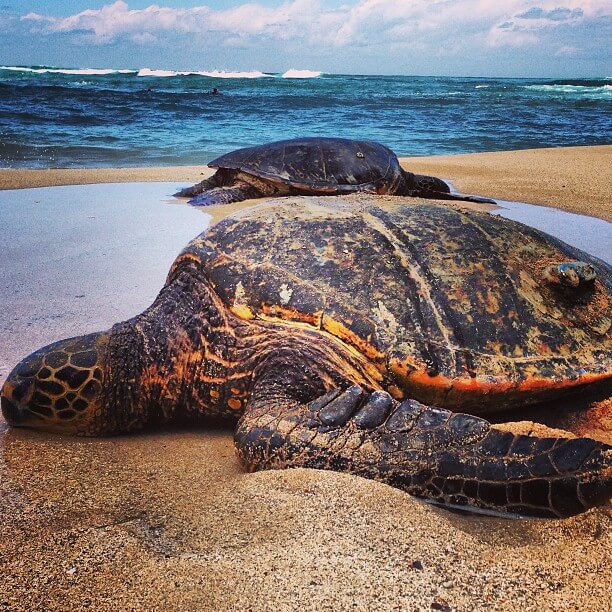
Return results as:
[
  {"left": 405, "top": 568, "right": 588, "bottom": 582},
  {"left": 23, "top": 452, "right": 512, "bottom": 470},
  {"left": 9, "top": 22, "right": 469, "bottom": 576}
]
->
[{"left": 175, "top": 137, "right": 494, "bottom": 206}]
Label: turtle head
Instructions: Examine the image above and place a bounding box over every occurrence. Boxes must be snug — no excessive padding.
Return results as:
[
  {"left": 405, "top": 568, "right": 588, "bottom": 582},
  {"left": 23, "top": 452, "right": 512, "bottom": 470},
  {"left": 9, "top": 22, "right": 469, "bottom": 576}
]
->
[
  {"left": 1, "top": 332, "right": 109, "bottom": 435},
  {"left": 399, "top": 170, "right": 451, "bottom": 196}
]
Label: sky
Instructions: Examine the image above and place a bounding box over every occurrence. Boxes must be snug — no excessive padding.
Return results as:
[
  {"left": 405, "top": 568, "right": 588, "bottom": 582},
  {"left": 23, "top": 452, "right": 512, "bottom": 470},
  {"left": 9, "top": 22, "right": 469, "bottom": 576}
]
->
[{"left": 0, "top": 1, "right": 610, "bottom": 77}]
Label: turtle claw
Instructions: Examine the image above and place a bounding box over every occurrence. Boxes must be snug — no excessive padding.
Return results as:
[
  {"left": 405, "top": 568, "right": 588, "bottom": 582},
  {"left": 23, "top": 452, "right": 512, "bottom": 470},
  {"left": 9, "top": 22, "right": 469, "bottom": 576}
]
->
[{"left": 318, "top": 385, "right": 364, "bottom": 426}]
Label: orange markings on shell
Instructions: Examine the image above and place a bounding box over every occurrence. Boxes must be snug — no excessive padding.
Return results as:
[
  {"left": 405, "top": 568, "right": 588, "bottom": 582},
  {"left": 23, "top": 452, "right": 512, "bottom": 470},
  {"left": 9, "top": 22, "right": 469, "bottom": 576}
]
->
[
  {"left": 392, "top": 362, "right": 611, "bottom": 411},
  {"left": 262, "top": 303, "right": 322, "bottom": 327},
  {"left": 227, "top": 398, "right": 242, "bottom": 410},
  {"left": 230, "top": 304, "right": 255, "bottom": 320},
  {"left": 321, "top": 315, "right": 384, "bottom": 362}
]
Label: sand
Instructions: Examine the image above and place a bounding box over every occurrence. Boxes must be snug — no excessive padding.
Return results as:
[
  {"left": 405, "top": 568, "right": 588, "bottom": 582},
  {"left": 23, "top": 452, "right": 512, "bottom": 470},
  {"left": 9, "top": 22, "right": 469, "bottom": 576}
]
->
[
  {"left": 403, "top": 145, "right": 612, "bottom": 222},
  {"left": 1, "top": 146, "right": 611, "bottom": 611},
  {"left": 1, "top": 144, "right": 611, "bottom": 220},
  {"left": 1, "top": 424, "right": 610, "bottom": 611}
]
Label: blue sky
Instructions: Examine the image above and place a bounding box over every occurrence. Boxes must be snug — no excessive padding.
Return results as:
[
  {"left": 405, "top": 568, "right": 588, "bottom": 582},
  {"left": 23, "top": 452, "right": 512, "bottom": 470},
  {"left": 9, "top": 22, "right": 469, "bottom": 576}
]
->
[{"left": 0, "top": 1, "right": 610, "bottom": 77}]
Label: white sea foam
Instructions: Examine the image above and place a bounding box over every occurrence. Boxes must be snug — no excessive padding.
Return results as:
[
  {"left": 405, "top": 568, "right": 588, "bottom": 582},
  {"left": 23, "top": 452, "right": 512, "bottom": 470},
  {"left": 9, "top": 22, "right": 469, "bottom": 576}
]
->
[
  {"left": 0, "top": 65, "right": 324, "bottom": 80},
  {"left": 0, "top": 66, "right": 136, "bottom": 75},
  {"left": 525, "top": 84, "right": 612, "bottom": 96},
  {"left": 197, "top": 70, "right": 271, "bottom": 79},
  {"left": 137, "top": 68, "right": 271, "bottom": 78},
  {"left": 137, "top": 68, "right": 179, "bottom": 77},
  {"left": 282, "top": 69, "right": 322, "bottom": 79},
  {"left": 475, "top": 84, "right": 489, "bottom": 88}
]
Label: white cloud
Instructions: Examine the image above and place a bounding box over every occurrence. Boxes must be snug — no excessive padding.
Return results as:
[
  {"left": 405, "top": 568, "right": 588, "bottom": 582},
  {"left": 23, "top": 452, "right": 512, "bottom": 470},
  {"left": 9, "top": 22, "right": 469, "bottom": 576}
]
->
[
  {"left": 22, "top": 0, "right": 341, "bottom": 44},
  {"left": 486, "top": 1, "right": 609, "bottom": 47},
  {"left": 19, "top": 0, "right": 611, "bottom": 55}
]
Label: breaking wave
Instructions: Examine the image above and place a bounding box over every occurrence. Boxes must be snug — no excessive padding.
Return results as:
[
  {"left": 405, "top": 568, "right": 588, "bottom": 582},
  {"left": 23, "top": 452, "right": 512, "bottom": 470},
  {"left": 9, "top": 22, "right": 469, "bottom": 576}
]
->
[
  {"left": 0, "top": 66, "right": 135, "bottom": 75},
  {"left": 0, "top": 65, "right": 324, "bottom": 80},
  {"left": 524, "top": 83, "right": 611, "bottom": 97},
  {"left": 136, "top": 68, "right": 272, "bottom": 79},
  {"left": 282, "top": 69, "right": 322, "bottom": 79}
]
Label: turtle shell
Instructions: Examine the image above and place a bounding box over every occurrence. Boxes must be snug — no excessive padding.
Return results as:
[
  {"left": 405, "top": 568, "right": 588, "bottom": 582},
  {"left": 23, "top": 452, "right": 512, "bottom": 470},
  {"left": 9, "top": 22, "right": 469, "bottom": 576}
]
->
[
  {"left": 171, "top": 197, "right": 611, "bottom": 412},
  {"left": 208, "top": 137, "right": 404, "bottom": 193}
]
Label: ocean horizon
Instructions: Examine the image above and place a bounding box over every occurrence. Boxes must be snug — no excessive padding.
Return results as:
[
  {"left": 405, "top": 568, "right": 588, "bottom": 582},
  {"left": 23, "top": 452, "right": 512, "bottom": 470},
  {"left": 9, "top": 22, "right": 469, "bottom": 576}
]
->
[{"left": 1, "top": 65, "right": 610, "bottom": 169}]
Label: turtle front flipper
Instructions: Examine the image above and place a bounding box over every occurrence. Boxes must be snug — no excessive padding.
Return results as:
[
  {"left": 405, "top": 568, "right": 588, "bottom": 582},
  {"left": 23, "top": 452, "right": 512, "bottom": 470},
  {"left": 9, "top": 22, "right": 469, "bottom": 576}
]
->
[
  {"left": 174, "top": 170, "right": 225, "bottom": 198},
  {"left": 188, "top": 183, "right": 262, "bottom": 206},
  {"left": 235, "top": 385, "right": 611, "bottom": 518}
]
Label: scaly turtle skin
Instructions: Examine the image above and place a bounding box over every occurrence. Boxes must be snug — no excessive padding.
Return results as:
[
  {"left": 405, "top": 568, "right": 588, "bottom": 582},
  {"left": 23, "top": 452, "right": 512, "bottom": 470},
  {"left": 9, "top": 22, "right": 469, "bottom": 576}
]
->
[
  {"left": 2, "top": 196, "right": 611, "bottom": 519},
  {"left": 175, "top": 137, "right": 494, "bottom": 206}
]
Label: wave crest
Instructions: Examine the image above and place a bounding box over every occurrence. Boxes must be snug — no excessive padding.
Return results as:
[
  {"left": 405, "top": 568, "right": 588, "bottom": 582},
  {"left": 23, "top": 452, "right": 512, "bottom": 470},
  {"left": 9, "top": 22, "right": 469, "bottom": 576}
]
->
[
  {"left": 0, "top": 65, "right": 325, "bottom": 80},
  {"left": 0, "top": 66, "right": 135, "bottom": 75},
  {"left": 282, "top": 69, "right": 322, "bottom": 79},
  {"left": 137, "top": 68, "right": 271, "bottom": 79},
  {"left": 525, "top": 83, "right": 611, "bottom": 97}
]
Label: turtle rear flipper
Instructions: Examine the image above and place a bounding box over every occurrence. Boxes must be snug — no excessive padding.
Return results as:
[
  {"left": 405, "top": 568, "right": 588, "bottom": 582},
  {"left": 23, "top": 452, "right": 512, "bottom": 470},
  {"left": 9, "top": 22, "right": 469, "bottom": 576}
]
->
[{"left": 236, "top": 385, "right": 611, "bottom": 519}]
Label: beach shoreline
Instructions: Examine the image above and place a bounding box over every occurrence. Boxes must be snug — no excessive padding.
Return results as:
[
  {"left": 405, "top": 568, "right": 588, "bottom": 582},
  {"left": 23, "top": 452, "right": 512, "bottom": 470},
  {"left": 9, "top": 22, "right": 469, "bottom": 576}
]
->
[{"left": 1, "top": 144, "right": 610, "bottom": 221}]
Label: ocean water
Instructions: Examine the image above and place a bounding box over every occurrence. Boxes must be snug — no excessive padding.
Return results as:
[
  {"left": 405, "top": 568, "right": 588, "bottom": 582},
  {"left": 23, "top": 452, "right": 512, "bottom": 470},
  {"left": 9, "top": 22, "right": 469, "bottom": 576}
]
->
[{"left": 0, "top": 65, "right": 610, "bottom": 168}]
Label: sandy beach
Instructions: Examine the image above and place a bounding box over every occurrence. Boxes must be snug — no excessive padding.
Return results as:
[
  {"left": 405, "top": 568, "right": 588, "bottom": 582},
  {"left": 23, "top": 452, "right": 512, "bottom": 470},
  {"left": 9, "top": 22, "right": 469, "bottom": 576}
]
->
[
  {"left": 1, "top": 146, "right": 611, "bottom": 611},
  {"left": 1, "top": 144, "right": 611, "bottom": 220}
]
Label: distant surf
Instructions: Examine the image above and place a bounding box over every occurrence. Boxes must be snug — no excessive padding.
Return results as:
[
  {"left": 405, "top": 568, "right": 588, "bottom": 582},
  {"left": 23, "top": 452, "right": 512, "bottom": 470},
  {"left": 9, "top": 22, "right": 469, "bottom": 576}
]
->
[
  {"left": 282, "top": 69, "right": 323, "bottom": 79},
  {"left": 1, "top": 65, "right": 324, "bottom": 80},
  {"left": 136, "top": 68, "right": 273, "bottom": 79},
  {"left": 524, "top": 78, "right": 611, "bottom": 98},
  {"left": 0, "top": 66, "right": 610, "bottom": 168},
  {"left": 0, "top": 65, "right": 136, "bottom": 75}
]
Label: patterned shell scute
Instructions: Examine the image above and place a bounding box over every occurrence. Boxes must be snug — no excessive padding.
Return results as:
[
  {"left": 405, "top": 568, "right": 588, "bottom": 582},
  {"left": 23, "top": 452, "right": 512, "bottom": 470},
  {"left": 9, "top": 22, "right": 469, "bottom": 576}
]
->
[
  {"left": 176, "top": 197, "right": 611, "bottom": 409},
  {"left": 208, "top": 137, "right": 402, "bottom": 192}
]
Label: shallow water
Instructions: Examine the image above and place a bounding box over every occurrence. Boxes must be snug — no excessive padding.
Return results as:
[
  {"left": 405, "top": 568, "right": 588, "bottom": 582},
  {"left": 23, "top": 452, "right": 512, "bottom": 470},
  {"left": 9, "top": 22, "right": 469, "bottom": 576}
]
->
[
  {"left": 0, "top": 182, "right": 207, "bottom": 383},
  {"left": 492, "top": 199, "right": 611, "bottom": 264}
]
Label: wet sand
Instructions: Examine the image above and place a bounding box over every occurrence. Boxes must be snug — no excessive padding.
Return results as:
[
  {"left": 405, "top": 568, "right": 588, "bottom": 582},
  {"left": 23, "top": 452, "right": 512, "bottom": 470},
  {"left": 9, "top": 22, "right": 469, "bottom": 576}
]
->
[
  {"left": 1, "top": 145, "right": 611, "bottom": 220},
  {"left": 1, "top": 423, "right": 610, "bottom": 611},
  {"left": 1, "top": 149, "right": 611, "bottom": 610}
]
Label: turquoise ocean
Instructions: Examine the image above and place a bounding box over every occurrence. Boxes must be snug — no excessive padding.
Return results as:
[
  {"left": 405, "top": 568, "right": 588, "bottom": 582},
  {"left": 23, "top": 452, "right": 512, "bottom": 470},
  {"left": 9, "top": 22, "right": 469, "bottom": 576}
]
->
[{"left": 0, "top": 66, "right": 610, "bottom": 168}]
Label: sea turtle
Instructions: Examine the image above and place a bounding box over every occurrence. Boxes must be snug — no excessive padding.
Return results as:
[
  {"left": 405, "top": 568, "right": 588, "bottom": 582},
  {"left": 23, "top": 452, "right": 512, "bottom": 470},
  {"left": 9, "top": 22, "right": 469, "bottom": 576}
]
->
[
  {"left": 2, "top": 196, "right": 611, "bottom": 519},
  {"left": 175, "top": 137, "right": 495, "bottom": 206}
]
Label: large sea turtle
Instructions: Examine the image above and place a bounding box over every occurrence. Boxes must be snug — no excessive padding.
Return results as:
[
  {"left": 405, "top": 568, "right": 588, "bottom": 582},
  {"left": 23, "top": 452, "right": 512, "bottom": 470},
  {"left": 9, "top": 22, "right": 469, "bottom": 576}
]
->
[
  {"left": 2, "top": 197, "right": 610, "bottom": 518},
  {"left": 175, "top": 137, "right": 495, "bottom": 206}
]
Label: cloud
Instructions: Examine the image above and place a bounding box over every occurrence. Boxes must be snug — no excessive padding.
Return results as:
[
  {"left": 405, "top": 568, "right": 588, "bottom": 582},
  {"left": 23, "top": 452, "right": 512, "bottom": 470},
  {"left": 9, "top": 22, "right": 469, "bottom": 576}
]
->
[
  {"left": 486, "top": 1, "right": 609, "bottom": 47},
  {"left": 22, "top": 0, "right": 340, "bottom": 44},
  {"left": 516, "top": 7, "right": 584, "bottom": 21},
  {"left": 17, "top": 0, "right": 611, "bottom": 59}
]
